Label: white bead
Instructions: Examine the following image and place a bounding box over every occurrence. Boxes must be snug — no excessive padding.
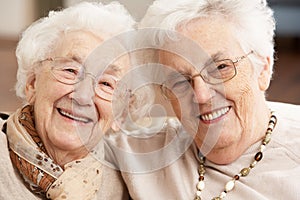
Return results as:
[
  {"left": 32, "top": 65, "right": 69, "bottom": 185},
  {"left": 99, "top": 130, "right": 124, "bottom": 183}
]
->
[
  {"left": 268, "top": 124, "right": 273, "bottom": 129},
  {"left": 197, "top": 181, "right": 205, "bottom": 191},
  {"left": 251, "top": 160, "right": 257, "bottom": 167},
  {"left": 220, "top": 192, "right": 227, "bottom": 198},
  {"left": 196, "top": 190, "right": 202, "bottom": 196},
  {"left": 260, "top": 145, "right": 266, "bottom": 152},
  {"left": 225, "top": 180, "right": 235, "bottom": 192}
]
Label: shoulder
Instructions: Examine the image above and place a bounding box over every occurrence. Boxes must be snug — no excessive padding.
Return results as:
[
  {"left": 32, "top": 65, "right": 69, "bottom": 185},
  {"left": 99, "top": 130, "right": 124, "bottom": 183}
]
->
[
  {"left": 0, "top": 113, "right": 41, "bottom": 199},
  {"left": 267, "top": 101, "right": 300, "bottom": 119},
  {"left": 267, "top": 101, "right": 300, "bottom": 163}
]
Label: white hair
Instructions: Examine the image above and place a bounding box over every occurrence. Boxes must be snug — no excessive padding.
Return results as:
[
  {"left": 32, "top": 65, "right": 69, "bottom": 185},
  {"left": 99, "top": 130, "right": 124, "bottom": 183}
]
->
[
  {"left": 15, "top": 1, "right": 136, "bottom": 100},
  {"left": 140, "top": 0, "right": 276, "bottom": 75}
]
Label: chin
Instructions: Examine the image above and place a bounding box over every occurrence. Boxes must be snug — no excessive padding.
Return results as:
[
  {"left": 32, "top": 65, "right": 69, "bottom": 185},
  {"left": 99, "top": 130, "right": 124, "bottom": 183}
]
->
[{"left": 51, "top": 133, "right": 86, "bottom": 150}]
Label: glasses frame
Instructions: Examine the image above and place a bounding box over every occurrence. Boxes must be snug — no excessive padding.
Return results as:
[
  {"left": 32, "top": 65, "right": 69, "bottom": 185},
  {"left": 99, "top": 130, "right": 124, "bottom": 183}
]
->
[
  {"left": 39, "top": 57, "right": 121, "bottom": 101},
  {"left": 161, "top": 50, "right": 254, "bottom": 99}
]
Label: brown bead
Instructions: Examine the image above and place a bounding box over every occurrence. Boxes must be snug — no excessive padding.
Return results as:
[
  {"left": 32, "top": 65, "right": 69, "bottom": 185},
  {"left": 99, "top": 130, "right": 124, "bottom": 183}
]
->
[
  {"left": 234, "top": 175, "right": 240, "bottom": 180},
  {"left": 254, "top": 152, "right": 263, "bottom": 161},
  {"left": 199, "top": 176, "right": 204, "bottom": 181},
  {"left": 36, "top": 154, "right": 43, "bottom": 160}
]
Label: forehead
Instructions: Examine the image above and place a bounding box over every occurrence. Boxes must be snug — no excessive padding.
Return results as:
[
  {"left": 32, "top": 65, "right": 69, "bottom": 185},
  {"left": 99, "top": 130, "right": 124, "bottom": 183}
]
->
[
  {"left": 178, "top": 17, "right": 241, "bottom": 54},
  {"left": 106, "top": 54, "right": 131, "bottom": 76},
  {"left": 51, "top": 30, "right": 104, "bottom": 62},
  {"left": 85, "top": 52, "right": 131, "bottom": 79},
  {"left": 52, "top": 30, "right": 131, "bottom": 77},
  {"left": 159, "top": 17, "right": 243, "bottom": 72}
]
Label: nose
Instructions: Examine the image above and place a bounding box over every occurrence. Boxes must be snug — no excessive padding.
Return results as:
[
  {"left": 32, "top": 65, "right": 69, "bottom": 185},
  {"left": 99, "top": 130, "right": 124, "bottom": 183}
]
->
[
  {"left": 192, "top": 76, "right": 215, "bottom": 104},
  {"left": 69, "top": 76, "right": 95, "bottom": 106}
]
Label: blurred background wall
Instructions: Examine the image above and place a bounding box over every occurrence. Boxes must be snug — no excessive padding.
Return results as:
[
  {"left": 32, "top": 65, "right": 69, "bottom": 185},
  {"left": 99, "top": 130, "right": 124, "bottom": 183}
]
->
[{"left": 0, "top": 0, "right": 299, "bottom": 112}]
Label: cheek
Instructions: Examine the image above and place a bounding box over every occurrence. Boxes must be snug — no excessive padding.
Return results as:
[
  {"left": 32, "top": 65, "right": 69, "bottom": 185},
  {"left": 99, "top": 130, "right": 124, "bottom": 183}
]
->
[
  {"left": 34, "top": 73, "right": 70, "bottom": 103},
  {"left": 95, "top": 99, "right": 112, "bottom": 120},
  {"left": 225, "top": 64, "right": 257, "bottom": 105},
  {"left": 170, "top": 99, "right": 184, "bottom": 119},
  {"left": 224, "top": 72, "right": 257, "bottom": 131}
]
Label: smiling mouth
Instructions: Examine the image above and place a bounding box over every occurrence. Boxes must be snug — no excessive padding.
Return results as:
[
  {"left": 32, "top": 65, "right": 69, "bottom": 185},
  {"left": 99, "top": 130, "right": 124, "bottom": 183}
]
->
[
  {"left": 57, "top": 108, "right": 92, "bottom": 123},
  {"left": 199, "top": 106, "right": 230, "bottom": 122}
]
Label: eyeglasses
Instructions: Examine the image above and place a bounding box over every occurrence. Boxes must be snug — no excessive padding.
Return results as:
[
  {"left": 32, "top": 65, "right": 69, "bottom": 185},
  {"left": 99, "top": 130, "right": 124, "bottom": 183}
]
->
[
  {"left": 41, "top": 57, "right": 124, "bottom": 101},
  {"left": 161, "top": 51, "right": 254, "bottom": 99}
]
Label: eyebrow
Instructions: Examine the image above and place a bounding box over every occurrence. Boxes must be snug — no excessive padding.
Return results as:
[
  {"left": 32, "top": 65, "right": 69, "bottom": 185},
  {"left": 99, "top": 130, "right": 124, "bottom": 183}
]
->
[
  {"left": 167, "top": 71, "right": 188, "bottom": 79},
  {"left": 69, "top": 55, "right": 84, "bottom": 64},
  {"left": 103, "top": 64, "right": 123, "bottom": 77},
  {"left": 107, "top": 64, "right": 122, "bottom": 71},
  {"left": 202, "top": 51, "right": 226, "bottom": 66}
]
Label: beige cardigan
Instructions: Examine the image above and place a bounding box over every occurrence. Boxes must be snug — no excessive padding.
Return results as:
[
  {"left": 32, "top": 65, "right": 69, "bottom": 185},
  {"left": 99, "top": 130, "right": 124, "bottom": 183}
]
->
[
  {"left": 1, "top": 101, "right": 299, "bottom": 199},
  {"left": 97, "top": 102, "right": 300, "bottom": 199}
]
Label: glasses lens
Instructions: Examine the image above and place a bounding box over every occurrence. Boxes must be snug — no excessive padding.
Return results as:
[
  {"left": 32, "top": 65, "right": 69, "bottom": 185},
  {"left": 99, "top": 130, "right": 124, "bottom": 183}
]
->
[
  {"left": 162, "top": 74, "right": 193, "bottom": 99},
  {"left": 203, "top": 59, "right": 236, "bottom": 84},
  {"left": 51, "top": 58, "right": 84, "bottom": 85},
  {"left": 95, "top": 74, "right": 119, "bottom": 101}
]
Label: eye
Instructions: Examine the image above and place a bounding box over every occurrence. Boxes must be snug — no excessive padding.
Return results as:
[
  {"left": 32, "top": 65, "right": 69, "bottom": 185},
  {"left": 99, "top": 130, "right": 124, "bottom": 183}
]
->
[
  {"left": 63, "top": 67, "right": 78, "bottom": 75},
  {"left": 172, "top": 75, "right": 192, "bottom": 90},
  {"left": 60, "top": 63, "right": 82, "bottom": 75},
  {"left": 99, "top": 81, "right": 113, "bottom": 88},
  {"left": 53, "top": 64, "right": 82, "bottom": 81},
  {"left": 207, "top": 59, "right": 234, "bottom": 79},
  {"left": 217, "top": 63, "right": 229, "bottom": 70},
  {"left": 97, "top": 75, "right": 117, "bottom": 93}
]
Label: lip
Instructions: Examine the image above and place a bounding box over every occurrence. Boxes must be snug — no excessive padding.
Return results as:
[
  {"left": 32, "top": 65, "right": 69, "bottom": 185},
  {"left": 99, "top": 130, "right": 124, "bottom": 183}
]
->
[
  {"left": 198, "top": 106, "right": 231, "bottom": 124},
  {"left": 57, "top": 108, "right": 93, "bottom": 124}
]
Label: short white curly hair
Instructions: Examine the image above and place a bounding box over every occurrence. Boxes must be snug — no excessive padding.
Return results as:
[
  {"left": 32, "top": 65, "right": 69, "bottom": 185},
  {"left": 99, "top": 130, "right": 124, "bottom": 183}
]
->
[
  {"left": 140, "top": 0, "right": 276, "bottom": 75},
  {"left": 15, "top": 1, "right": 136, "bottom": 100}
]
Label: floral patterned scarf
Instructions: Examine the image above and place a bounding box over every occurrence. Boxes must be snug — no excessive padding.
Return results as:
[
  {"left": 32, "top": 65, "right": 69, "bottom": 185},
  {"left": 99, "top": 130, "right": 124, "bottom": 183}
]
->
[
  {"left": 8, "top": 105, "right": 62, "bottom": 196},
  {"left": 6, "top": 105, "right": 103, "bottom": 199}
]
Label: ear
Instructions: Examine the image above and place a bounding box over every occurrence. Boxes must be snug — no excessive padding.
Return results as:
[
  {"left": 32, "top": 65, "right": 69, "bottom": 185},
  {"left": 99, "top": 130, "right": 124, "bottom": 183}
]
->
[
  {"left": 258, "top": 56, "right": 272, "bottom": 91},
  {"left": 25, "top": 75, "right": 37, "bottom": 104}
]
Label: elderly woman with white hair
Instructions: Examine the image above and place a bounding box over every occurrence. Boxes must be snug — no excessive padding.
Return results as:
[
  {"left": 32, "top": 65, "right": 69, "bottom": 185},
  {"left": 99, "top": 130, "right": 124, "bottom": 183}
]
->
[
  {"left": 89, "top": 0, "right": 300, "bottom": 199},
  {"left": 0, "top": 2, "right": 135, "bottom": 199}
]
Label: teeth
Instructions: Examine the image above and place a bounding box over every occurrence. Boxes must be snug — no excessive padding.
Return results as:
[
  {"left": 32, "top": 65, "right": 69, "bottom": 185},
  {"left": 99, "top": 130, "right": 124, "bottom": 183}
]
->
[
  {"left": 200, "top": 107, "right": 230, "bottom": 121},
  {"left": 59, "top": 109, "right": 90, "bottom": 123}
]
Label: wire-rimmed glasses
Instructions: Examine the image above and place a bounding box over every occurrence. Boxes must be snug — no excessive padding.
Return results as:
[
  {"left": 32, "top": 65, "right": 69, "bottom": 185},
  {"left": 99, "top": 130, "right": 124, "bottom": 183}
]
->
[
  {"left": 41, "top": 57, "right": 125, "bottom": 101},
  {"left": 161, "top": 51, "right": 254, "bottom": 99}
]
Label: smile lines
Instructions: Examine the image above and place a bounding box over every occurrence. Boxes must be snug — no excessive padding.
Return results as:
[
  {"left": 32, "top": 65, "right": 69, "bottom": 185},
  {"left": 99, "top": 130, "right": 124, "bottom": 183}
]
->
[
  {"left": 200, "top": 107, "right": 230, "bottom": 121},
  {"left": 58, "top": 108, "right": 91, "bottom": 123}
]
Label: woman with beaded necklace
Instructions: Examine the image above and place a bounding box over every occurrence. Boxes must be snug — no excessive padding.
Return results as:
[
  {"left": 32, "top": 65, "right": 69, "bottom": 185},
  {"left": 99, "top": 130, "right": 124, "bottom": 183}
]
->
[{"left": 89, "top": 0, "right": 300, "bottom": 199}]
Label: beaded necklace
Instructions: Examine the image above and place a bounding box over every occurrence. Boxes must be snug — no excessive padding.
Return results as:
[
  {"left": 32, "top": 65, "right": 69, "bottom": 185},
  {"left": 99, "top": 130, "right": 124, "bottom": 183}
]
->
[{"left": 195, "top": 112, "right": 277, "bottom": 200}]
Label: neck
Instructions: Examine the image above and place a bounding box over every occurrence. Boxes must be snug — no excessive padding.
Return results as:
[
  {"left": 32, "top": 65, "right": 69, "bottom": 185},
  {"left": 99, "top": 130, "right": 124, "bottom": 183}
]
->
[
  {"left": 202, "top": 102, "right": 271, "bottom": 165},
  {"left": 45, "top": 145, "right": 89, "bottom": 168}
]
